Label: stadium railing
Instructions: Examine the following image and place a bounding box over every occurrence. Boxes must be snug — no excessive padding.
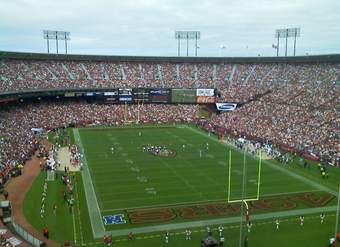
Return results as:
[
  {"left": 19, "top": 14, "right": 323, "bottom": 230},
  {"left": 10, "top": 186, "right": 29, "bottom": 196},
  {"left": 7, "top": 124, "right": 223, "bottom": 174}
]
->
[{"left": 10, "top": 221, "right": 44, "bottom": 247}]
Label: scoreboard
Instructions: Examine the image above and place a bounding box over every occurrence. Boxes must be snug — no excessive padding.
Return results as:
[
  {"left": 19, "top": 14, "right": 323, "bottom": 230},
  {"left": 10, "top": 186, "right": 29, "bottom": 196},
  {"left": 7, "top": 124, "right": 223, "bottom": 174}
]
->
[
  {"left": 171, "top": 89, "right": 196, "bottom": 103},
  {"left": 149, "top": 89, "right": 170, "bottom": 103},
  {"left": 133, "top": 88, "right": 150, "bottom": 102},
  {"left": 69, "top": 88, "right": 216, "bottom": 103},
  {"left": 118, "top": 88, "right": 132, "bottom": 102}
]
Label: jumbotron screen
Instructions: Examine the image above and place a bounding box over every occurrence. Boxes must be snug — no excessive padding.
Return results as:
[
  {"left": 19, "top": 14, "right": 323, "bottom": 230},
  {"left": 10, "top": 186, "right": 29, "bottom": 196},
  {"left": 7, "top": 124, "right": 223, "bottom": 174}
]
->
[{"left": 171, "top": 89, "right": 196, "bottom": 103}]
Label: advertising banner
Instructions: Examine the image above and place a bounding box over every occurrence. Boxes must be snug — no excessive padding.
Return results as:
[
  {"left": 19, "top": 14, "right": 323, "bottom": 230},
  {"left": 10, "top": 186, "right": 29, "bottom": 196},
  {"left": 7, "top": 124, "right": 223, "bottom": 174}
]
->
[
  {"left": 149, "top": 89, "right": 170, "bottom": 103},
  {"left": 216, "top": 103, "right": 238, "bottom": 111}
]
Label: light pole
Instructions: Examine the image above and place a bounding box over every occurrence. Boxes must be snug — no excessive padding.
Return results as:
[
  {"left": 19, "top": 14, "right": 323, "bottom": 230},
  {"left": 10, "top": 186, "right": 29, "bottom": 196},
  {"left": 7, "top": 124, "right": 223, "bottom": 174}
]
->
[
  {"left": 43, "top": 30, "right": 70, "bottom": 54},
  {"left": 275, "top": 28, "right": 300, "bottom": 56},
  {"left": 175, "top": 31, "right": 200, "bottom": 56}
]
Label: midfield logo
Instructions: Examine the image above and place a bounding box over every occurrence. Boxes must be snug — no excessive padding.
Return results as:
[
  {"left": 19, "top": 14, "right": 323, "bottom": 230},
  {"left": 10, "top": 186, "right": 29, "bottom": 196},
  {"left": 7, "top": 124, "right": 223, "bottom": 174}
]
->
[{"left": 103, "top": 214, "right": 126, "bottom": 225}]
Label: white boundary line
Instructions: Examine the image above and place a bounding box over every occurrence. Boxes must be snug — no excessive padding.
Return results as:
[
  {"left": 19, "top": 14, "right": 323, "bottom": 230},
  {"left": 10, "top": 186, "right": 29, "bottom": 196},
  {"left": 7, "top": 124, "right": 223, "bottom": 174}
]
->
[
  {"left": 101, "top": 189, "right": 322, "bottom": 212},
  {"left": 74, "top": 174, "right": 85, "bottom": 245},
  {"left": 75, "top": 124, "right": 338, "bottom": 238},
  {"left": 185, "top": 125, "right": 337, "bottom": 197},
  {"left": 73, "top": 128, "right": 106, "bottom": 238},
  {"left": 104, "top": 205, "right": 338, "bottom": 237}
]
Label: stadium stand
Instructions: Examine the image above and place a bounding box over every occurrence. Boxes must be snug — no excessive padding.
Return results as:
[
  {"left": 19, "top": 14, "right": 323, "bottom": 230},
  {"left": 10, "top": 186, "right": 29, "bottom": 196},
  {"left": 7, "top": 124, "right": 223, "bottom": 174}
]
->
[{"left": 0, "top": 52, "right": 339, "bottom": 180}]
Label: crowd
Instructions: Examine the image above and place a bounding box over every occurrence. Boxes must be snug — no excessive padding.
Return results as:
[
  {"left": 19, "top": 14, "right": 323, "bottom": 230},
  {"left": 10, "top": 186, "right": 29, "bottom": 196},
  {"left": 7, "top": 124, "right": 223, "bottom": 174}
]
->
[
  {"left": 0, "top": 59, "right": 339, "bottom": 103},
  {"left": 199, "top": 70, "right": 339, "bottom": 165},
  {"left": 0, "top": 102, "right": 199, "bottom": 178},
  {"left": 0, "top": 59, "right": 339, "bottom": 177}
]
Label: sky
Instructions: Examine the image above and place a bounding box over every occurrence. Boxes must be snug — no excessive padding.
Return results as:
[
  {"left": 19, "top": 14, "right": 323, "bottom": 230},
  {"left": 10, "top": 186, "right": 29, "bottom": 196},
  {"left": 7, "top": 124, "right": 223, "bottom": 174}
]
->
[{"left": 0, "top": 0, "right": 339, "bottom": 57}]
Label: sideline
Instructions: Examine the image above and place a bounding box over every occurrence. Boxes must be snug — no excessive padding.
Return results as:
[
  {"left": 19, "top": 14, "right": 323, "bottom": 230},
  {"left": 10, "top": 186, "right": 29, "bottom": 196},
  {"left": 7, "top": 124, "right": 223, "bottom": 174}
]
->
[
  {"left": 85, "top": 213, "right": 336, "bottom": 245},
  {"left": 105, "top": 205, "right": 337, "bottom": 237},
  {"left": 184, "top": 125, "right": 338, "bottom": 196},
  {"left": 73, "top": 128, "right": 106, "bottom": 238}
]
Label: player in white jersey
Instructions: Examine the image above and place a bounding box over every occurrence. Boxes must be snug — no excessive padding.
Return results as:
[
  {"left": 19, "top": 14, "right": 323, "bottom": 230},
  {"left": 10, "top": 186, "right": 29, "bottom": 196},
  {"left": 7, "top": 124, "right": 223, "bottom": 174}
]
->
[
  {"left": 185, "top": 229, "right": 191, "bottom": 240},
  {"left": 165, "top": 232, "right": 169, "bottom": 244},
  {"left": 182, "top": 144, "right": 186, "bottom": 151},
  {"left": 111, "top": 146, "right": 114, "bottom": 153},
  {"left": 247, "top": 221, "right": 252, "bottom": 232},
  {"left": 206, "top": 226, "right": 211, "bottom": 235},
  {"left": 299, "top": 215, "right": 304, "bottom": 226},
  {"left": 275, "top": 218, "right": 280, "bottom": 230},
  {"left": 218, "top": 225, "right": 224, "bottom": 237},
  {"left": 320, "top": 212, "right": 325, "bottom": 224},
  {"left": 199, "top": 150, "right": 202, "bottom": 158},
  {"left": 206, "top": 142, "right": 209, "bottom": 150}
]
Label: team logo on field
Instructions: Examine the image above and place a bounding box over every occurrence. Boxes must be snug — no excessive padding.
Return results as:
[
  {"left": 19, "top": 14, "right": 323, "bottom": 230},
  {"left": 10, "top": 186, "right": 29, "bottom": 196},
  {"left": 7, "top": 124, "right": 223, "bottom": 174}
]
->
[{"left": 103, "top": 214, "right": 126, "bottom": 225}]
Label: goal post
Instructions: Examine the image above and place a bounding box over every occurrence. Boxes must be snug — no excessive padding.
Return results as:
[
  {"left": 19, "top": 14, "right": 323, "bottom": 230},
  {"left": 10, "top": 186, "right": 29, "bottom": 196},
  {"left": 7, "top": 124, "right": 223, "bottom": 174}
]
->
[
  {"left": 227, "top": 149, "right": 262, "bottom": 203},
  {"left": 227, "top": 148, "right": 263, "bottom": 247}
]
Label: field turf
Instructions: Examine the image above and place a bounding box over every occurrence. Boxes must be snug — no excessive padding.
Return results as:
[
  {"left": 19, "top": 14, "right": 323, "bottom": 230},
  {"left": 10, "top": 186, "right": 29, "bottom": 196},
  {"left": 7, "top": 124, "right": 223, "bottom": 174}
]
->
[{"left": 23, "top": 124, "right": 340, "bottom": 246}]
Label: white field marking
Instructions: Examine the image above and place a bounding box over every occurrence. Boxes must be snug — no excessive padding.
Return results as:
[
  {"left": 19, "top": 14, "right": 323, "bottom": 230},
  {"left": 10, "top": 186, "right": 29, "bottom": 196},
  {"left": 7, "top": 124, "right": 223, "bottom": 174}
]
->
[
  {"left": 167, "top": 131, "right": 221, "bottom": 188},
  {"left": 156, "top": 155, "right": 207, "bottom": 201},
  {"left": 130, "top": 166, "right": 140, "bottom": 172},
  {"left": 248, "top": 179, "right": 257, "bottom": 185},
  {"left": 180, "top": 155, "right": 221, "bottom": 188},
  {"left": 75, "top": 176, "right": 84, "bottom": 245},
  {"left": 137, "top": 176, "right": 148, "bottom": 183},
  {"left": 96, "top": 180, "right": 227, "bottom": 196},
  {"left": 103, "top": 207, "right": 339, "bottom": 237},
  {"left": 98, "top": 184, "right": 226, "bottom": 197},
  {"left": 125, "top": 159, "right": 134, "bottom": 164},
  {"left": 100, "top": 191, "right": 219, "bottom": 208},
  {"left": 206, "top": 154, "right": 215, "bottom": 158},
  {"left": 218, "top": 161, "right": 226, "bottom": 166},
  {"left": 145, "top": 187, "right": 157, "bottom": 195},
  {"left": 185, "top": 126, "right": 338, "bottom": 197},
  {"left": 232, "top": 169, "right": 242, "bottom": 175},
  {"left": 100, "top": 189, "right": 322, "bottom": 212},
  {"left": 72, "top": 202, "right": 77, "bottom": 245},
  {"left": 85, "top": 213, "right": 336, "bottom": 241},
  {"left": 101, "top": 198, "right": 227, "bottom": 212},
  {"left": 73, "top": 129, "right": 105, "bottom": 238}
]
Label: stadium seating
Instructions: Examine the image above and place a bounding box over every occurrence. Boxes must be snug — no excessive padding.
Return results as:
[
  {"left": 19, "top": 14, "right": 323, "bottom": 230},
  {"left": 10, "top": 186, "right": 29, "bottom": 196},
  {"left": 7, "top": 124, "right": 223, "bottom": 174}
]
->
[{"left": 0, "top": 58, "right": 339, "bottom": 177}]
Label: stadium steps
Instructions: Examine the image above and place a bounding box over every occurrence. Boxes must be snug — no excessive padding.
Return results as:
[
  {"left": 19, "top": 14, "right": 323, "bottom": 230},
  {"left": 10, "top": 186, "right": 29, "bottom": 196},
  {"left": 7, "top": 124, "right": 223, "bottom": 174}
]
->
[
  {"left": 229, "top": 64, "right": 237, "bottom": 83},
  {"left": 61, "top": 63, "right": 75, "bottom": 80},
  {"left": 80, "top": 63, "right": 92, "bottom": 80}
]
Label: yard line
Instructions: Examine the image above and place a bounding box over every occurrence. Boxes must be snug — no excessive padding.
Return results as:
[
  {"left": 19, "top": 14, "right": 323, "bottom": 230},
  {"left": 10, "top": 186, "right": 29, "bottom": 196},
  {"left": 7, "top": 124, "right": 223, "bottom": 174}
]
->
[
  {"left": 73, "top": 128, "right": 106, "bottom": 238},
  {"left": 262, "top": 159, "right": 338, "bottom": 196},
  {"left": 184, "top": 125, "right": 338, "bottom": 196},
  {"left": 104, "top": 205, "right": 338, "bottom": 237},
  {"left": 84, "top": 213, "right": 336, "bottom": 245},
  {"left": 101, "top": 189, "right": 321, "bottom": 212},
  {"left": 72, "top": 203, "right": 77, "bottom": 245},
  {"left": 75, "top": 175, "right": 84, "bottom": 246},
  {"left": 164, "top": 131, "right": 221, "bottom": 188},
  {"left": 157, "top": 157, "right": 208, "bottom": 201}
]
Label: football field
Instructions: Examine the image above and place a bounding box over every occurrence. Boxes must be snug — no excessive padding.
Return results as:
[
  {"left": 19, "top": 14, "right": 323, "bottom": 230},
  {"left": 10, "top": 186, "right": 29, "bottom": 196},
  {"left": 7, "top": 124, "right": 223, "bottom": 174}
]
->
[{"left": 72, "top": 124, "right": 336, "bottom": 238}]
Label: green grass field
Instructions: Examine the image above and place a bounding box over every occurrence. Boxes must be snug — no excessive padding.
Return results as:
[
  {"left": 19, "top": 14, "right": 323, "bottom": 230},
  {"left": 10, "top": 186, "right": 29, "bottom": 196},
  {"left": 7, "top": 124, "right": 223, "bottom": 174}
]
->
[{"left": 23, "top": 124, "right": 340, "bottom": 247}]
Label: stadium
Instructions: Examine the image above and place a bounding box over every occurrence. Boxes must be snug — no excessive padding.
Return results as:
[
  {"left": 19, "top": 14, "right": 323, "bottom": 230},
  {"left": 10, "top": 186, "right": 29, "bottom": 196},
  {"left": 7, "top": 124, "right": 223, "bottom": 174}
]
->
[{"left": 0, "top": 1, "right": 340, "bottom": 247}]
